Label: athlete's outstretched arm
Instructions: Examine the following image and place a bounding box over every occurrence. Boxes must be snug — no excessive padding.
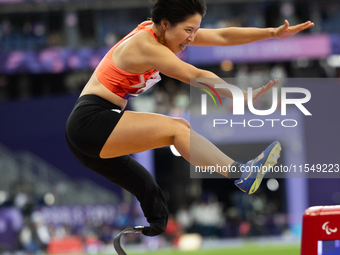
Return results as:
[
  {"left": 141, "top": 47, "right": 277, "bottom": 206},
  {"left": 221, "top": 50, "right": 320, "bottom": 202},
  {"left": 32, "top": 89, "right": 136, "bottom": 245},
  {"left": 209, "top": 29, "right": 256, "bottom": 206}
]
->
[
  {"left": 142, "top": 33, "right": 278, "bottom": 101},
  {"left": 191, "top": 20, "right": 314, "bottom": 47}
]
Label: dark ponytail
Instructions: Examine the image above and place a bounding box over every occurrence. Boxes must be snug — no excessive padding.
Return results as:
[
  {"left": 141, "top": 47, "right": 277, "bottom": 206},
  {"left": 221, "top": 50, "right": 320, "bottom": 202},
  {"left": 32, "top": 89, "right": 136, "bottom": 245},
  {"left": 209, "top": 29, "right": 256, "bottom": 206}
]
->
[{"left": 151, "top": 0, "right": 207, "bottom": 26}]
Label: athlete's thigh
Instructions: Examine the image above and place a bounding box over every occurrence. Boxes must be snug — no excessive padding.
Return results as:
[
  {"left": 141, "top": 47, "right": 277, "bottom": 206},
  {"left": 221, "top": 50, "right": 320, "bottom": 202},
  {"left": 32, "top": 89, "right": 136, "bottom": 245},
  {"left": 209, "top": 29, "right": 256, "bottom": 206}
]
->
[{"left": 100, "top": 111, "right": 189, "bottom": 158}]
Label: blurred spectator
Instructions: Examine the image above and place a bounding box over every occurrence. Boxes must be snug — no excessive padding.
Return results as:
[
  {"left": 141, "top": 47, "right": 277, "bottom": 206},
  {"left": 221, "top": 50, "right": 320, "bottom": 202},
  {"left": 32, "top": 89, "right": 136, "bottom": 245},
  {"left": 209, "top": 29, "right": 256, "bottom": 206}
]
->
[
  {"left": 235, "top": 64, "right": 250, "bottom": 91},
  {"left": 51, "top": 224, "right": 67, "bottom": 238},
  {"left": 47, "top": 32, "right": 63, "bottom": 47},
  {"left": 270, "top": 64, "right": 287, "bottom": 83},
  {"left": 175, "top": 204, "right": 194, "bottom": 233},
  {"left": 0, "top": 75, "right": 8, "bottom": 101},
  {"left": 104, "top": 32, "right": 118, "bottom": 46},
  {"left": 31, "top": 212, "right": 51, "bottom": 251},
  {"left": 65, "top": 71, "right": 92, "bottom": 94},
  {"left": 19, "top": 221, "right": 38, "bottom": 254},
  {"left": 34, "top": 221, "right": 50, "bottom": 251},
  {"left": 84, "top": 231, "right": 101, "bottom": 254},
  {"left": 115, "top": 203, "right": 131, "bottom": 229},
  {"left": 172, "top": 88, "right": 190, "bottom": 116},
  {"left": 1, "top": 17, "right": 12, "bottom": 37},
  {"left": 154, "top": 86, "right": 170, "bottom": 114},
  {"left": 239, "top": 221, "right": 251, "bottom": 237},
  {"left": 33, "top": 21, "right": 46, "bottom": 37},
  {"left": 190, "top": 200, "right": 225, "bottom": 237},
  {"left": 164, "top": 214, "right": 183, "bottom": 246},
  {"left": 98, "top": 224, "right": 113, "bottom": 245},
  {"left": 321, "top": 1, "right": 340, "bottom": 33},
  {"left": 23, "top": 18, "right": 33, "bottom": 36}
]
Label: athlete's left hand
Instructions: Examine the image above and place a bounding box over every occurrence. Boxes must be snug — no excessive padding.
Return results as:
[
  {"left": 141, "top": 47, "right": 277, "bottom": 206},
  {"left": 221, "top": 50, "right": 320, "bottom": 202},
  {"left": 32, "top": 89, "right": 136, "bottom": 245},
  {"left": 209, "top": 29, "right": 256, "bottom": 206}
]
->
[
  {"left": 244, "top": 79, "right": 279, "bottom": 102},
  {"left": 274, "top": 20, "right": 314, "bottom": 39}
]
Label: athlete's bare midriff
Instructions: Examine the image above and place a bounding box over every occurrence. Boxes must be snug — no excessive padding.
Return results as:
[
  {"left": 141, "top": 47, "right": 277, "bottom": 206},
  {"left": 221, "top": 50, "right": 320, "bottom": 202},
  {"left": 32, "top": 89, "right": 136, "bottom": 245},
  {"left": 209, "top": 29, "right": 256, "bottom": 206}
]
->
[{"left": 80, "top": 73, "right": 129, "bottom": 110}]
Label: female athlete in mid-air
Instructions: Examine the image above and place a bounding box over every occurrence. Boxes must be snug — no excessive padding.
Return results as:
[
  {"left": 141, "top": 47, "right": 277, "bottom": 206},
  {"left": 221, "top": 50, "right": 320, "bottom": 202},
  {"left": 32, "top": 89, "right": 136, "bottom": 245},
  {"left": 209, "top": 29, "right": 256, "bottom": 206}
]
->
[{"left": 65, "top": 0, "right": 314, "bottom": 237}]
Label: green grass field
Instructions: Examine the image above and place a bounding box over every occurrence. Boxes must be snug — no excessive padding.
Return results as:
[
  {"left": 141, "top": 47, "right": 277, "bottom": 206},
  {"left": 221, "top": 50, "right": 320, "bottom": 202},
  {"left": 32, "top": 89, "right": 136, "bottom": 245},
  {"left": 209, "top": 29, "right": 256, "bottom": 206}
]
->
[{"left": 125, "top": 244, "right": 300, "bottom": 255}]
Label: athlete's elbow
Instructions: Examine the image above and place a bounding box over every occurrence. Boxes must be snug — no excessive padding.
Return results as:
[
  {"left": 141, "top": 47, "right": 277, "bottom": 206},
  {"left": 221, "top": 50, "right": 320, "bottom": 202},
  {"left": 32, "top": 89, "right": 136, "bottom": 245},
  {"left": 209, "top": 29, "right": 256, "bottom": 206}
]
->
[{"left": 190, "top": 70, "right": 217, "bottom": 86}]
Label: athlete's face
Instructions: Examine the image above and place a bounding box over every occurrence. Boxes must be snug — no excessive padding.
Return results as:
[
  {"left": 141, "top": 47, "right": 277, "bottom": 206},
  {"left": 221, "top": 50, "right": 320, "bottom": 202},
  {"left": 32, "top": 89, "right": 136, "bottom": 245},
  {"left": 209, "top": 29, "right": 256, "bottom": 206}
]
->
[{"left": 164, "top": 14, "right": 202, "bottom": 54}]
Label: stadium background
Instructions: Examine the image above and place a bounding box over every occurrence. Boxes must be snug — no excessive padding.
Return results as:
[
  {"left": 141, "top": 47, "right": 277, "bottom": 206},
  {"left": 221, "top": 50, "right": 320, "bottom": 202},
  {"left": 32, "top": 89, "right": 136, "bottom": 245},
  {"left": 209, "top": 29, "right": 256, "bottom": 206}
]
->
[{"left": 0, "top": 0, "right": 339, "bottom": 254}]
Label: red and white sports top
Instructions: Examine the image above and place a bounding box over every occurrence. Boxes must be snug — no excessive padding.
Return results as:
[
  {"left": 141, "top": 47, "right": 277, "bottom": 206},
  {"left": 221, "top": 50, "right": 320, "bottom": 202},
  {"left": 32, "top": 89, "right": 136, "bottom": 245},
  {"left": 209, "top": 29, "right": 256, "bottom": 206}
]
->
[{"left": 95, "top": 21, "right": 161, "bottom": 100}]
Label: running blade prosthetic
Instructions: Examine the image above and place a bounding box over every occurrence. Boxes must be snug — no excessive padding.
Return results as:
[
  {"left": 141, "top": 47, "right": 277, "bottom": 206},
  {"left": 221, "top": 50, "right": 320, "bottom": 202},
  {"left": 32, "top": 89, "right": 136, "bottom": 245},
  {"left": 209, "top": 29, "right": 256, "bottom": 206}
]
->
[{"left": 113, "top": 226, "right": 144, "bottom": 255}]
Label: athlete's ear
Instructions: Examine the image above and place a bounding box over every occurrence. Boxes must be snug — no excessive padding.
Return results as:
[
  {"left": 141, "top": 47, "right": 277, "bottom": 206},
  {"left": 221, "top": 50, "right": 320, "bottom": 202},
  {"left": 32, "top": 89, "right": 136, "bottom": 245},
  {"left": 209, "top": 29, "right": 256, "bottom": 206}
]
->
[{"left": 160, "top": 18, "right": 169, "bottom": 30}]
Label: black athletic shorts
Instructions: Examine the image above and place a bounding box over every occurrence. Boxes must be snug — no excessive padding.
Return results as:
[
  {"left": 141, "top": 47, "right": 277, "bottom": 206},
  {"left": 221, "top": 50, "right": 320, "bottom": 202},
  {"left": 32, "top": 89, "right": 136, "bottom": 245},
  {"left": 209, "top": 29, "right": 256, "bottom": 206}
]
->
[
  {"left": 65, "top": 94, "right": 169, "bottom": 236},
  {"left": 65, "top": 94, "right": 124, "bottom": 158}
]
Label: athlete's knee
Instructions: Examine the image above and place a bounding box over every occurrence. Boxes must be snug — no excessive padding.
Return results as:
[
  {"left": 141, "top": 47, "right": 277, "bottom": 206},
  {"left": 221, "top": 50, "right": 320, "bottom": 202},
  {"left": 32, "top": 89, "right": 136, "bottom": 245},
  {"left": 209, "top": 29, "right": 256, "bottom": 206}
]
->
[{"left": 172, "top": 117, "right": 191, "bottom": 129}]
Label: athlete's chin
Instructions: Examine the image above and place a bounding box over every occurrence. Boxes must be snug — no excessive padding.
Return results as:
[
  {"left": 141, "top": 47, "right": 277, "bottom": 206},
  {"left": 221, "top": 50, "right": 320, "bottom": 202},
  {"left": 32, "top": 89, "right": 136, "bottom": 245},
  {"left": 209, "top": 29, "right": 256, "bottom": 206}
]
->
[
  {"left": 174, "top": 46, "right": 186, "bottom": 54},
  {"left": 170, "top": 45, "right": 186, "bottom": 54}
]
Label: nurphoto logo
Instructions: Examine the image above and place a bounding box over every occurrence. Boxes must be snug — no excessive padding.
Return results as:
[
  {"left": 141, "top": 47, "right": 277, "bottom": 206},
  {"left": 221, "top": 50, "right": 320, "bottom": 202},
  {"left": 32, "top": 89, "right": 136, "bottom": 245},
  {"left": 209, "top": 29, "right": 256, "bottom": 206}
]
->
[{"left": 199, "top": 83, "right": 312, "bottom": 128}]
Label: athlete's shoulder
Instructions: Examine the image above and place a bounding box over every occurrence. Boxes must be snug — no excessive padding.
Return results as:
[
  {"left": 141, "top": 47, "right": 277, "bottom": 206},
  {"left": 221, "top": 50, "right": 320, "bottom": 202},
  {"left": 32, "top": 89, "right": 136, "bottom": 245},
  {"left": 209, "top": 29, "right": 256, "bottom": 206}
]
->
[
  {"left": 131, "top": 27, "right": 159, "bottom": 50},
  {"left": 138, "top": 20, "right": 154, "bottom": 27}
]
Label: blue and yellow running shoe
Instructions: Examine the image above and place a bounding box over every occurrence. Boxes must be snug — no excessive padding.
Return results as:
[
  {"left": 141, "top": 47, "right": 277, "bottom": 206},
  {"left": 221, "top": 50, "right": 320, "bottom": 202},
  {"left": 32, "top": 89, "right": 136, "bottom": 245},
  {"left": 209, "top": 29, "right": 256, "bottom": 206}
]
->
[{"left": 235, "top": 141, "right": 282, "bottom": 195}]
